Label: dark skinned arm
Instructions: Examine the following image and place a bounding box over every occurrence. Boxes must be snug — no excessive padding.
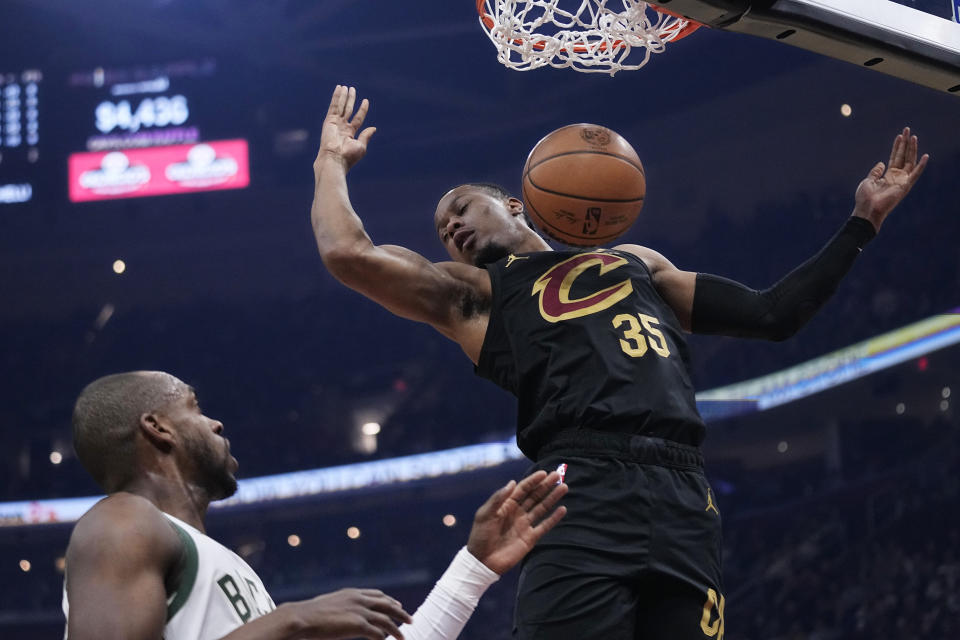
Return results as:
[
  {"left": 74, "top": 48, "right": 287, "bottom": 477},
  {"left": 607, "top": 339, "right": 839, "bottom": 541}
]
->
[
  {"left": 618, "top": 127, "right": 928, "bottom": 340},
  {"left": 311, "top": 85, "right": 483, "bottom": 346},
  {"left": 65, "top": 494, "right": 412, "bottom": 640}
]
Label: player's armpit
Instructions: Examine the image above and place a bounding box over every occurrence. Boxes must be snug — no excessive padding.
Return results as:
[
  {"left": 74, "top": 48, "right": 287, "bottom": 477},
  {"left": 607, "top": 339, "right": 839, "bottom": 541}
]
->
[
  {"left": 692, "top": 217, "right": 876, "bottom": 341},
  {"left": 65, "top": 495, "right": 181, "bottom": 640},
  {"left": 324, "top": 242, "right": 491, "bottom": 341}
]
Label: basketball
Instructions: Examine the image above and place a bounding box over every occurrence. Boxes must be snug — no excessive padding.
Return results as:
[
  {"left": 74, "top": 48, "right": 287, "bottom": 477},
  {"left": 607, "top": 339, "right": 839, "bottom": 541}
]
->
[{"left": 521, "top": 123, "right": 645, "bottom": 247}]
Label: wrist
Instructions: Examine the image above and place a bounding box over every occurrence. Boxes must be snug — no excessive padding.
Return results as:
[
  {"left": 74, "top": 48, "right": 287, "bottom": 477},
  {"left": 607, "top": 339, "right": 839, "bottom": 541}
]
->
[
  {"left": 275, "top": 602, "right": 309, "bottom": 640},
  {"left": 313, "top": 151, "right": 349, "bottom": 180},
  {"left": 845, "top": 214, "right": 879, "bottom": 245},
  {"left": 435, "top": 547, "right": 499, "bottom": 604},
  {"left": 850, "top": 209, "right": 881, "bottom": 234}
]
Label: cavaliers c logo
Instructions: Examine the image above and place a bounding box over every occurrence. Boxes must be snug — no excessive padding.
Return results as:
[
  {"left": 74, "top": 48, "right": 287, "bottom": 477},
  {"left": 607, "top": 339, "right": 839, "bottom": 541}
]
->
[{"left": 532, "top": 252, "right": 633, "bottom": 323}]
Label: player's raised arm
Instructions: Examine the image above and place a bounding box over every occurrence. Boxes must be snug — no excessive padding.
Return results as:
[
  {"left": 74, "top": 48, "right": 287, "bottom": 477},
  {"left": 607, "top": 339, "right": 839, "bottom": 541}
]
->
[
  {"left": 310, "top": 85, "right": 484, "bottom": 344},
  {"left": 622, "top": 128, "right": 928, "bottom": 341}
]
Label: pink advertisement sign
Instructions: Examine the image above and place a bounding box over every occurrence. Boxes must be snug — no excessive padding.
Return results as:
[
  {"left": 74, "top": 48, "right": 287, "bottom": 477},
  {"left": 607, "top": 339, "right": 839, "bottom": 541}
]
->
[{"left": 68, "top": 139, "right": 249, "bottom": 202}]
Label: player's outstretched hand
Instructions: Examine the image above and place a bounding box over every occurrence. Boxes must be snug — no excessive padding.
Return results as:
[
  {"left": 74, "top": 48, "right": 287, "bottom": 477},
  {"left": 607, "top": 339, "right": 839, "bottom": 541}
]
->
[
  {"left": 315, "top": 85, "right": 376, "bottom": 176},
  {"left": 290, "top": 587, "right": 413, "bottom": 640},
  {"left": 853, "top": 126, "right": 929, "bottom": 231},
  {"left": 466, "top": 470, "right": 568, "bottom": 575}
]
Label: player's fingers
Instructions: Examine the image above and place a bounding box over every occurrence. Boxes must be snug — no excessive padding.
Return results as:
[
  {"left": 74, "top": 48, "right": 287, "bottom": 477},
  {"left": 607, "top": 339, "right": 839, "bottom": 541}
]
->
[
  {"left": 531, "top": 505, "right": 567, "bottom": 539},
  {"left": 496, "top": 488, "right": 522, "bottom": 521},
  {"left": 357, "top": 621, "right": 391, "bottom": 640},
  {"left": 327, "top": 85, "right": 344, "bottom": 117},
  {"left": 364, "top": 593, "right": 413, "bottom": 624},
  {"left": 509, "top": 470, "right": 547, "bottom": 506},
  {"left": 358, "top": 126, "right": 376, "bottom": 148},
  {"left": 352, "top": 97, "right": 370, "bottom": 128},
  {"left": 345, "top": 86, "right": 357, "bottom": 121},
  {"left": 336, "top": 84, "right": 349, "bottom": 117},
  {"left": 526, "top": 481, "right": 569, "bottom": 524},
  {"left": 366, "top": 611, "right": 405, "bottom": 640},
  {"left": 905, "top": 134, "right": 919, "bottom": 169},
  {"left": 894, "top": 127, "right": 910, "bottom": 168},
  {"left": 520, "top": 471, "right": 562, "bottom": 511},
  {"left": 868, "top": 161, "right": 885, "bottom": 181},
  {"left": 887, "top": 131, "right": 903, "bottom": 170},
  {"left": 479, "top": 479, "right": 516, "bottom": 519},
  {"left": 907, "top": 153, "right": 929, "bottom": 187}
]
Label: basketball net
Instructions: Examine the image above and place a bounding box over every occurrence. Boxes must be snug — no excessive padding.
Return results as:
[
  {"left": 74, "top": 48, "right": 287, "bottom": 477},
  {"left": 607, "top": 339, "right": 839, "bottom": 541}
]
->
[{"left": 476, "top": 0, "right": 701, "bottom": 75}]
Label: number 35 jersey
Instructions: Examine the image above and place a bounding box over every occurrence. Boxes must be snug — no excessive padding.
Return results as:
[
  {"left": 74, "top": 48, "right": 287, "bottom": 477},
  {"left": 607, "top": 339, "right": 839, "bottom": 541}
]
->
[{"left": 476, "top": 249, "right": 707, "bottom": 459}]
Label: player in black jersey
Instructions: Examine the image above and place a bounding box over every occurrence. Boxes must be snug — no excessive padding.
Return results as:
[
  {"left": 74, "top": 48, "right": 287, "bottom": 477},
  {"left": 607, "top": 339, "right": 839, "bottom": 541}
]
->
[{"left": 311, "top": 85, "right": 928, "bottom": 640}]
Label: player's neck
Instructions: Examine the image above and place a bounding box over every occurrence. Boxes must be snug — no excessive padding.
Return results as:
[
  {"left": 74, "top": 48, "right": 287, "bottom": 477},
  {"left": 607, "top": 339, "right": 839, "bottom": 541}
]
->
[
  {"left": 519, "top": 231, "right": 552, "bottom": 253},
  {"left": 122, "top": 472, "right": 211, "bottom": 533}
]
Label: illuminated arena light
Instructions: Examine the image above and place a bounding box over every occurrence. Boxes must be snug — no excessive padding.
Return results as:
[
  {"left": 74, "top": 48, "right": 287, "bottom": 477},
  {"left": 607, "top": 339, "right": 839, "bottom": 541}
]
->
[
  {"left": 695, "top": 308, "right": 960, "bottom": 420},
  {"left": 1, "top": 307, "right": 958, "bottom": 528},
  {"left": 0, "top": 440, "right": 527, "bottom": 527}
]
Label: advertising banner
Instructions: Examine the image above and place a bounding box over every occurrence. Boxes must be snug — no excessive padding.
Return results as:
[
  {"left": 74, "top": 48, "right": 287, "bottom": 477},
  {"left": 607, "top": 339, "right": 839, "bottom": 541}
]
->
[{"left": 68, "top": 138, "right": 249, "bottom": 202}]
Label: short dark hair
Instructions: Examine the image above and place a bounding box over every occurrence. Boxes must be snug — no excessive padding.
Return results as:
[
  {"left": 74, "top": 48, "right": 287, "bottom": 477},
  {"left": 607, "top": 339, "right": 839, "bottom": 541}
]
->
[
  {"left": 462, "top": 182, "right": 513, "bottom": 201},
  {"left": 72, "top": 371, "right": 181, "bottom": 491},
  {"left": 458, "top": 182, "right": 537, "bottom": 231}
]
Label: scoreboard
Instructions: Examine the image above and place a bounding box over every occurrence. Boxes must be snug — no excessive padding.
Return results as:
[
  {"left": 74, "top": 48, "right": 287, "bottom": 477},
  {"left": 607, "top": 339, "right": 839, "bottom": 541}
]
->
[
  {"left": 0, "top": 58, "right": 250, "bottom": 206},
  {"left": 0, "top": 69, "right": 41, "bottom": 204}
]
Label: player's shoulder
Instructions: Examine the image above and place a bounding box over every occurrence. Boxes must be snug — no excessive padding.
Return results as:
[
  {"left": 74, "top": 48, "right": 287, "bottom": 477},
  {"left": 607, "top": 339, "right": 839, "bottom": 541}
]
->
[
  {"left": 68, "top": 493, "right": 181, "bottom": 563},
  {"left": 611, "top": 243, "right": 675, "bottom": 274}
]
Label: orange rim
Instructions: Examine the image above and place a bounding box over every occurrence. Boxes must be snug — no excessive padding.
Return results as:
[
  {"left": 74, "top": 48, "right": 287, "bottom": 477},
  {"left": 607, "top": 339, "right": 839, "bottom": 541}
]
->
[
  {"left": 649, "top": 4, "right": 703, "bottom": 41},
  {"left": 476, "top": 0, "right": 702, "bottom": 52}
]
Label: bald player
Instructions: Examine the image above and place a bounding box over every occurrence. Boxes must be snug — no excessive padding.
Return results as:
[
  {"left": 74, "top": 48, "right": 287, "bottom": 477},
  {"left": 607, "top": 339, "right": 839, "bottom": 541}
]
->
[
  {"left": 310, "top": 85, "right": 927, "bottom": 640},
  {"left": 63, "top": 371, "right": 567, "bottom": 640}
]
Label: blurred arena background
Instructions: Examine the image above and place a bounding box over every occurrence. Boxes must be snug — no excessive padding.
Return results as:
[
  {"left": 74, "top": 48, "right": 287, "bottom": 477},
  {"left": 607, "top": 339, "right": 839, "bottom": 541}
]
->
[{"left": 1, "top": 0, "right": 958, "bottom": 638}]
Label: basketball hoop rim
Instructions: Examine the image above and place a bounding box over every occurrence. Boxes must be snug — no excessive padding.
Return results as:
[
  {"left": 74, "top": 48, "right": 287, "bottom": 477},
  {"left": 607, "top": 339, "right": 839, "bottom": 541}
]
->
[
  {"left": 475, "top": 0, "right": 703, "bottom": 53},
  {"left": 648, "top": 3, "right": 702, "bottom": 41}
]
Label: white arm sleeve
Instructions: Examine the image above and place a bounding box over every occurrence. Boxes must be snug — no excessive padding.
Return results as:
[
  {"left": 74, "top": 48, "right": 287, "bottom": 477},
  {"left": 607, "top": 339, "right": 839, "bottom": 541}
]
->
[{"left": 394, "top": 547, "right": 500, "bottom": 640}]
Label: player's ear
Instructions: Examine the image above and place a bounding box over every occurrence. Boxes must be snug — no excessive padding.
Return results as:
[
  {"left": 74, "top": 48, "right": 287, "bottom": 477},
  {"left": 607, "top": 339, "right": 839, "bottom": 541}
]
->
[
  {"left": 140, "top": 412, "right": 175, "bottom": 452},
  {"left": 507, "top": 197, "right": 525, "bottom": 216}
]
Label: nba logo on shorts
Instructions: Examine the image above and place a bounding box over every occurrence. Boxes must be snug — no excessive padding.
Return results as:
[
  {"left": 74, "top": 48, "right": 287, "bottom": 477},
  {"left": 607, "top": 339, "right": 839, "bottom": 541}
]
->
[
  {"left": 556, "top": 463, "right": 568, "bottom": 484},
  {"left": 582, "top": 208, "right": 601, "bottom": 235}
]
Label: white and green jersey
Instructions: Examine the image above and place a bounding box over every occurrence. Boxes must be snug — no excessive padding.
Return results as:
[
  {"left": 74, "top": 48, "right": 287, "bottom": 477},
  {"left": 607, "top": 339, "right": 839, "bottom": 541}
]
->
[{"left": 63, "top": 512, "right": 276, "bottom": 640}]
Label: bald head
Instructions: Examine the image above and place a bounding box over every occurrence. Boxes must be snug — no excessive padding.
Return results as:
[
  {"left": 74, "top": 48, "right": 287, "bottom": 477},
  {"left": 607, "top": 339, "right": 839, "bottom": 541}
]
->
[{"left": 72, "top": 371, "right": 186, "bottom": 491}]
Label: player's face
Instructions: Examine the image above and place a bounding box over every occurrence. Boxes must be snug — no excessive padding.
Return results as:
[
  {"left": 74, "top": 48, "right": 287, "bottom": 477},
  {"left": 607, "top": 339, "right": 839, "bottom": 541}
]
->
[
  {"left": 164, "top": 382, "right": 238, "bottom": 501},
  {"left": 434, "top": 186, "right": 526, "bottom": 267}
]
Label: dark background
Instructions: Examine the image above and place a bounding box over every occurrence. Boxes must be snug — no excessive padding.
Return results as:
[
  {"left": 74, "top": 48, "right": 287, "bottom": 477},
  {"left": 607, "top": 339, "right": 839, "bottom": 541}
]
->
[{"left": 0, "top": 1, "right": 958, "bottom": 638}]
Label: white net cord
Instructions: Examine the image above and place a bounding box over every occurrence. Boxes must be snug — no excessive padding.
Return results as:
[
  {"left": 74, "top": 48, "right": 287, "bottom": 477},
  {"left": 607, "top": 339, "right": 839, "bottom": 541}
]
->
[{"left": 478, "top": 0, "right": 695, "bottom": 75}]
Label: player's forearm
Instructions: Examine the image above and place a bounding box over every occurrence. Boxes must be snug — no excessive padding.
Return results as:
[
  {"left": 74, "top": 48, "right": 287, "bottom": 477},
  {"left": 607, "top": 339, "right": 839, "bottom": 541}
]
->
[
  {"left": 218, "top": 603, "right": 305, "bottom": 640},
  {"left": 311, "top": 153, "right": 375, "bottom": 262},
  {"left": 691, "top": 216, "right": 876, "bottom": 341},
  {"left": 394, "top": 547, "right": 500, "bottom": 640}
]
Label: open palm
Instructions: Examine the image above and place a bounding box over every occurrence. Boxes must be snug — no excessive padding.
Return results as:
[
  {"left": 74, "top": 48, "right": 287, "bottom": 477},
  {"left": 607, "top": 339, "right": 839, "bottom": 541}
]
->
[
  {"left": 466, "top": 470, "right": 568, "bottom": 575},
  {"left": 854, "top": 127, "right": 928, "bottom": 231},
  {"left": 316, "top": 85, "right": 375, "bottom": 174}
]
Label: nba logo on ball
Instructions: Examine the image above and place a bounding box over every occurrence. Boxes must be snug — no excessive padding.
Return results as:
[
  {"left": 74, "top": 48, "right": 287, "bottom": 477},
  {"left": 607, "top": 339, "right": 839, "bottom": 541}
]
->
[
  {"left": 583, "top": 208, "right": 601, "bottom": 235},
  {"left": 556, "top": 463, "right": 568, "bottom": 484},
  {"left": 522, "top": 123, "right": 645, "bottom": 247}
]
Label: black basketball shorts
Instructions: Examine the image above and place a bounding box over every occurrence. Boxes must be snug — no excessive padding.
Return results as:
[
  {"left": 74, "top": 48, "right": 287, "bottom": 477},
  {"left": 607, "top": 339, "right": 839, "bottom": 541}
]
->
[{"left": 514, "top": 430, "right": 725, "bottom": 640}]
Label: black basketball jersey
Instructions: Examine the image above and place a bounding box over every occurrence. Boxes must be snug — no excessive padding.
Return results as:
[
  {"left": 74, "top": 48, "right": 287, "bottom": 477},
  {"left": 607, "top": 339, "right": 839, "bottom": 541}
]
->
[{"left": 476, "top": 248, "right": 706, "bottom": 459}]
